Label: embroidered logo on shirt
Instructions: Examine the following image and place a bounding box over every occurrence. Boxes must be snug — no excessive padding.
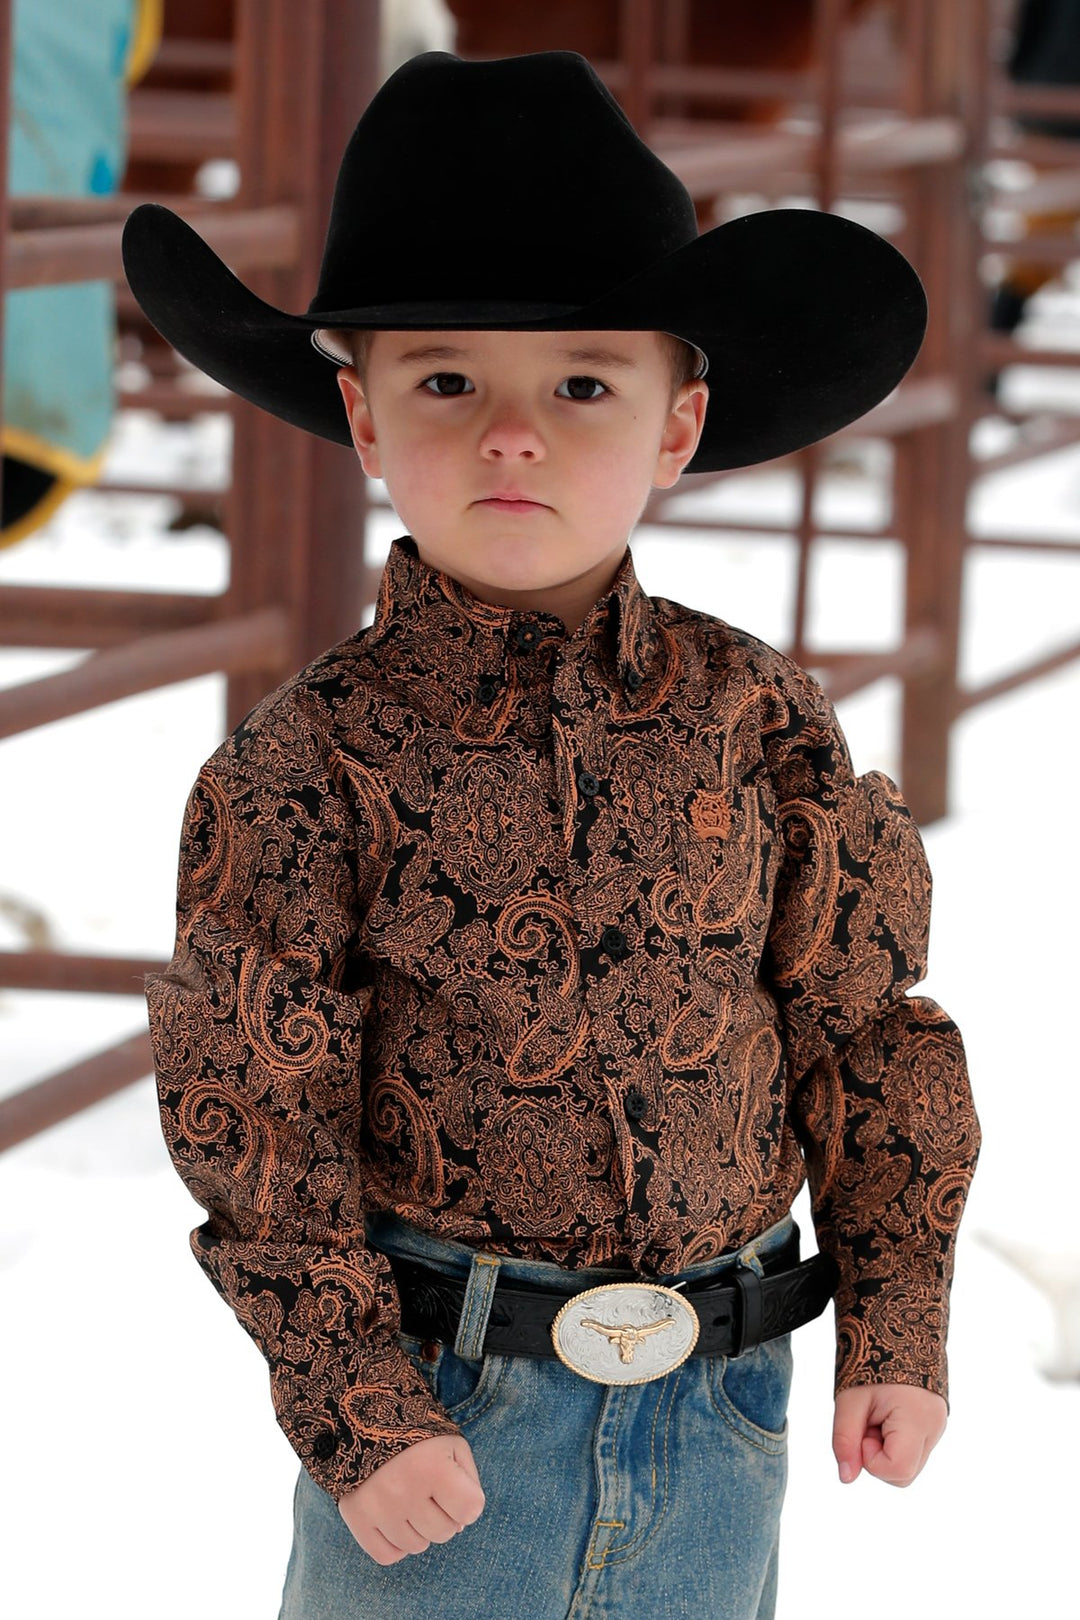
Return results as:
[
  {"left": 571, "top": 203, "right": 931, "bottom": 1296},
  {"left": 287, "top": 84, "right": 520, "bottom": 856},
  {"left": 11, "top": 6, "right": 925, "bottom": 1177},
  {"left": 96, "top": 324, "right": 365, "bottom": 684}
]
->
[{"left": 688, "top": 790, "right": 731, "bottom": 839}]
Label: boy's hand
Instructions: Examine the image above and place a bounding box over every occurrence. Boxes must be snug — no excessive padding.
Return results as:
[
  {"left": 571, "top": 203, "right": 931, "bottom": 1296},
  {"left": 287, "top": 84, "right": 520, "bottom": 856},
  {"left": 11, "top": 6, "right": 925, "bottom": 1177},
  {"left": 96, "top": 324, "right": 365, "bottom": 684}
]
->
[
  {"left": 832, "top": 1383, "right": 947, "bottom": 1487},
  {"left": 338, "top": 1434, "right": 486, "bottom": 1565}
]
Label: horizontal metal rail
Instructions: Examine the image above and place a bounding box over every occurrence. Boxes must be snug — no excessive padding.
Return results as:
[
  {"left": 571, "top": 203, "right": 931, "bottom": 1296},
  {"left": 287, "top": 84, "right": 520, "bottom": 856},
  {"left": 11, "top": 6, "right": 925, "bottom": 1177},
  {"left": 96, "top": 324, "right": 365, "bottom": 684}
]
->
[
  {"left": 127, "top": 86, "right": 235, "bottom": 161},
  {"left": 655, "top": 112, "right": 965, "bottom": 191},
  {"left": 981, "top": 334, "right": 1080, "bottom": 368},
  {"left": 957, "top": 635, "right": 1080, "bottom": 710},
  {"left": 0, "top": 585, "right": 232, "bottom": 647},
  {"left": 0, "top": 1030, "right": 156, "bottom": 1154},
  {"left": 0, "top": 949, "right": 167, "bottom": 993},
  {"left": 810, "top": 625, "right": 942, "bottom": 698},
  {"left": 9, "top": 202, "right": 298, "bottom": 288},
  {"left": 0, "top": 606, "right": 290, "bottom": 739}
]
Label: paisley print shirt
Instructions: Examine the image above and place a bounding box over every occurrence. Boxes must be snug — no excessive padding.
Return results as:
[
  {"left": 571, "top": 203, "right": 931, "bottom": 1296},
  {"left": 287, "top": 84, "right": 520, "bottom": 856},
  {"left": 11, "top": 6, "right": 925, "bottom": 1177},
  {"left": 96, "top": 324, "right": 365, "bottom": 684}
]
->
[{"left": 145, "top": 532, "right": 981, "bottom": 1503}]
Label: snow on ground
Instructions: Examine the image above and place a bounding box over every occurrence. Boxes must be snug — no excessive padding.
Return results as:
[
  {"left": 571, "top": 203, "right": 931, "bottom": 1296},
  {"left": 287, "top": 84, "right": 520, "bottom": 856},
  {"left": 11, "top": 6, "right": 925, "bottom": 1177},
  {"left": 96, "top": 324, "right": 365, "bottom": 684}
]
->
[{"left": 1, "top": 351, "right": 1079, "bottom": 1618}]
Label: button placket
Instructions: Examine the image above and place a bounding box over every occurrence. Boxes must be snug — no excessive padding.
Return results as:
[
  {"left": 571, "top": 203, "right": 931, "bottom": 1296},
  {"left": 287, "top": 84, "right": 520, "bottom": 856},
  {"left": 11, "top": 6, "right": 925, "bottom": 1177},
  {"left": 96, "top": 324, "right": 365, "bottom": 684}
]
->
[
  {"left": 599, "top": 925, "right": 630, "bottom": 961},
  {"left": 512, "top": 620, "right": 542, "bottom": 653},
  {"left": 624, "top": 1086, "right": 648, "bottom": 1122},
  {"left": 312, "top": 1429, "right": 338, "bottom": 1459}
]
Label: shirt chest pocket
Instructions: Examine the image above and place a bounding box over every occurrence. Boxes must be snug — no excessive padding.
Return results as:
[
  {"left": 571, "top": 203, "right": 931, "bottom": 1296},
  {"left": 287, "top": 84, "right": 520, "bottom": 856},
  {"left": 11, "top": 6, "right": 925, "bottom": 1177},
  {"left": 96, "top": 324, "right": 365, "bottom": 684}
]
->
[{"left": 671, "top": 764, "right": 778, "bottom": 969}]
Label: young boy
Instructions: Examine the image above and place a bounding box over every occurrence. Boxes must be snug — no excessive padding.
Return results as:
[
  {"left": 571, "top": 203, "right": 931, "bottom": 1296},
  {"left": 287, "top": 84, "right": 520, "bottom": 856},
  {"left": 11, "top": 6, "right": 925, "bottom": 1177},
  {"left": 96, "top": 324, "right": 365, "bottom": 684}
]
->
[{"left": 125, "top": 48, "right": 981, "bottom": 1619}]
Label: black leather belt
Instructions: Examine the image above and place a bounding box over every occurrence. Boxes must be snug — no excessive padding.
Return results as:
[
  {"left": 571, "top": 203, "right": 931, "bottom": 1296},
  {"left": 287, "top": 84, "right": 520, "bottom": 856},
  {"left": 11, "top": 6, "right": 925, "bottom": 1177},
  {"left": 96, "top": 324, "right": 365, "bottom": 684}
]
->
[{"left": 386, "top": 1222, "right": 839, "bottom": 1362}]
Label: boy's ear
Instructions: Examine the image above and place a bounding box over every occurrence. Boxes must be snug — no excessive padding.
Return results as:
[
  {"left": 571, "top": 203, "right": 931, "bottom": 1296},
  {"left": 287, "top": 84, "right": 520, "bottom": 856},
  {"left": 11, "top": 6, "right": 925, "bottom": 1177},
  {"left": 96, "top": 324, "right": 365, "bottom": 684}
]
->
[
  {"left": 652, "top": 381, "right": 709, "bottom": 490},
  {"left": 336, "top": 367, "right": 382, "bottom": 479}
]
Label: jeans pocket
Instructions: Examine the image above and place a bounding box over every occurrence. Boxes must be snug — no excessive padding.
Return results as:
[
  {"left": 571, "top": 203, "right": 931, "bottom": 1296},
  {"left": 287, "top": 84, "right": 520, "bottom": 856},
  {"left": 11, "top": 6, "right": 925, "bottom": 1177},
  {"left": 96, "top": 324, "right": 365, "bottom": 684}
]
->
[
  {"left": 397, "top": 1331, "right": 506, "bottom": 1423},
  {"left": 707, "top": 1331, "right": 792, "bottom": 1454}
]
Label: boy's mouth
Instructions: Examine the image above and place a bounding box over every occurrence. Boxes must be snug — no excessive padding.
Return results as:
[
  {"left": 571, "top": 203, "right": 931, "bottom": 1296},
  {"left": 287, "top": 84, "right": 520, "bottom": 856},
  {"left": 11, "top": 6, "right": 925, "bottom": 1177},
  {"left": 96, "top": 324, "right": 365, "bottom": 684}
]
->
[{"left": 478, "top": 494, "right": 549, "bottom": 513}]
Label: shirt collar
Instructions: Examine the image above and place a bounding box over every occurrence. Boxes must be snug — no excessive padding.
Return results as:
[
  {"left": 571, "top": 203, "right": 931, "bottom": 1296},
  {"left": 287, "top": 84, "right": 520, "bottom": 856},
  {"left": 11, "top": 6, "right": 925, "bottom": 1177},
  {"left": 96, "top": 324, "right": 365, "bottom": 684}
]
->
[{"left": 366, "top": 534, "right": 664, "bottom": 706}]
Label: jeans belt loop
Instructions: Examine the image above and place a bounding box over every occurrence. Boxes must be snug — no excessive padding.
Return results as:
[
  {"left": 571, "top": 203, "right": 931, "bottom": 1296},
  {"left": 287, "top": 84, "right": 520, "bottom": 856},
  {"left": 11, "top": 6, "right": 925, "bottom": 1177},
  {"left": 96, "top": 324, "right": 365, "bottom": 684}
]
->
[
  {"left": 731, "top": 1260, "right": 765, "bottom": 1358},
  {"left": 454, "top": 1251, "right": 503, "bottom": 1359}
]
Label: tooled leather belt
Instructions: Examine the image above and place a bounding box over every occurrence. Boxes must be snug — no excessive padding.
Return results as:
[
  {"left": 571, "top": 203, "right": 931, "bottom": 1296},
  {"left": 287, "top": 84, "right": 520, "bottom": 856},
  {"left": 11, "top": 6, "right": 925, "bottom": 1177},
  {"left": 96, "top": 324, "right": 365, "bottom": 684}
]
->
[{"left": 385, "top": 1221, "right": 839, "bottom": 1362}]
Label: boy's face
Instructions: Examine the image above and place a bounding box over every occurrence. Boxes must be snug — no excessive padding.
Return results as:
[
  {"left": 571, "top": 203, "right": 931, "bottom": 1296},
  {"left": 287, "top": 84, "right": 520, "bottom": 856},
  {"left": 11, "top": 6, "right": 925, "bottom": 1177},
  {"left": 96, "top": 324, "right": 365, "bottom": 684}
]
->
[{"left": 335, "top": 329, "right": 708, "bottom": 632}]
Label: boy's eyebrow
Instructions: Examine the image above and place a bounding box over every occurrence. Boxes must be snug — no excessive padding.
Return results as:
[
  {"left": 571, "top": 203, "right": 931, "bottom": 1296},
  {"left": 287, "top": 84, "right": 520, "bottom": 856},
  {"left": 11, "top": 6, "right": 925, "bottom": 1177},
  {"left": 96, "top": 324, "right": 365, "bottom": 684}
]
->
[{"left": 390, "top": 343, "right": 640, "bottom": 370}]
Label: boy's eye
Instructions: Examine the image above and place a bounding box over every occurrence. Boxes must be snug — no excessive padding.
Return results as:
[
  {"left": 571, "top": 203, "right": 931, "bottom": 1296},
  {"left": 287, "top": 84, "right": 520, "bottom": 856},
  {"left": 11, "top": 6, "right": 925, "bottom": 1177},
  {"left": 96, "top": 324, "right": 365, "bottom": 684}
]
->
[
  {"left": 557, "top": 376, "right": 610, "bottom": 401},
  {"left": 420, "top": 372, "right": 473, "bottom": 397},
  {"left": 418, "top": 372, "right": 610, "bottom": 401}
]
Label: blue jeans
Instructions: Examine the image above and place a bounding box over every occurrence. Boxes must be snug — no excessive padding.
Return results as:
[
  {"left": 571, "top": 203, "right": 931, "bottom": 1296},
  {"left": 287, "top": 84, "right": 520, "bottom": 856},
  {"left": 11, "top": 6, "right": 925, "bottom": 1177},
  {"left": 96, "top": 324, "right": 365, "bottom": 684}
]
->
[{"left": 277, "top": 1209, "right": 796, "bottom": 1619}]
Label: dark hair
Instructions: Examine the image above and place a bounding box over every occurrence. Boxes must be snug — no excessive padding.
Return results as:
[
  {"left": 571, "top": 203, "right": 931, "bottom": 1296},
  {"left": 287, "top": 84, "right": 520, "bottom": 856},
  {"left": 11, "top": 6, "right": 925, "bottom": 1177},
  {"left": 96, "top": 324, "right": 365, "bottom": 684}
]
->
[{"left": 336, "top": 328, "right": 702, "bottom": 409}]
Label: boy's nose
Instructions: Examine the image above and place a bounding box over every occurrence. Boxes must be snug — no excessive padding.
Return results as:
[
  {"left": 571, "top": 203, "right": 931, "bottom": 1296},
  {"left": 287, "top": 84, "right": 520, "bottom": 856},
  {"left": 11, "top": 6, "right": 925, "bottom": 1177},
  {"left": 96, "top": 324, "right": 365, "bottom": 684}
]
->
[{"left": 478, "top": 410, "right": 546, "bottom": 453}]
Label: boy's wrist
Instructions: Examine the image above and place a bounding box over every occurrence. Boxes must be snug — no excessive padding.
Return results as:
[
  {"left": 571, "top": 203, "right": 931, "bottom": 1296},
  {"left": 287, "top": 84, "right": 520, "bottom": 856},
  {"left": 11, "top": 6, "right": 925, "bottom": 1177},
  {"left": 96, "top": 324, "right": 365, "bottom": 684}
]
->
[
  {"left": 834, "top": 1365, "right": 950, "bottom": 1417},
  {"left": 299, "top": 1410, "right": 466, "bottom": 1503}
]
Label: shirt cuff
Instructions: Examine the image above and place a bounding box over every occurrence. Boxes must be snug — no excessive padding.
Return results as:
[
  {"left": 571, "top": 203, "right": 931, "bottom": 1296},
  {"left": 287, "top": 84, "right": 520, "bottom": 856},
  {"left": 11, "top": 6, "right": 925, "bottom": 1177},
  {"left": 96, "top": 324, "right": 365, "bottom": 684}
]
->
[
  {"left": 831, "top": 1256, "right": 955, "bottom": 1413},
  {"left": 271, "top": 1341, "right": 467, "bottom": 1501}
]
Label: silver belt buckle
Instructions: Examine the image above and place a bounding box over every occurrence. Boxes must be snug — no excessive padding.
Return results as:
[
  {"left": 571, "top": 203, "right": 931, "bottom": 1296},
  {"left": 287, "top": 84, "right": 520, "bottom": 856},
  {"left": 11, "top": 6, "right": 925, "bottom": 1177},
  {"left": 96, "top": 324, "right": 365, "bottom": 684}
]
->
[{"left": 550, "top": 1280, "right": 700, "bottom": 1385}]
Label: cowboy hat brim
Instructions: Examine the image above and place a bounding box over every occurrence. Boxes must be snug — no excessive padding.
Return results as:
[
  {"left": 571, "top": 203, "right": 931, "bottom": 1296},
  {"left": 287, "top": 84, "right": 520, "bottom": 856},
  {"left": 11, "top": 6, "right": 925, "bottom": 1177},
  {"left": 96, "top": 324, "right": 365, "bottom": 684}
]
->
[{"left": 121, "top": 201, "right": 925, "bottom": 473}]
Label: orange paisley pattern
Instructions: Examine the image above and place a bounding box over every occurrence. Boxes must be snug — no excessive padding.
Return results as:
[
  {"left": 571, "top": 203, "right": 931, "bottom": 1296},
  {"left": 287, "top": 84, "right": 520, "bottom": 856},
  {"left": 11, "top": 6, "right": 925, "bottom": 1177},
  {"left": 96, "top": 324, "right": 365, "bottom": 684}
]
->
[{"left": 145, "top": 533, "right": 981, "bottom": 1503}]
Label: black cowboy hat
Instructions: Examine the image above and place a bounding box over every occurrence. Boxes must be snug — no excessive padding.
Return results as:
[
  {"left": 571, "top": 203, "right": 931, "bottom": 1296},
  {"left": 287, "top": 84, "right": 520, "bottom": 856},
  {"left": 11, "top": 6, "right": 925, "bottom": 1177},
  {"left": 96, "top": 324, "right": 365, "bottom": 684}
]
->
[{"left": 121, "top": 48, "right": 927, "bottom": 473}]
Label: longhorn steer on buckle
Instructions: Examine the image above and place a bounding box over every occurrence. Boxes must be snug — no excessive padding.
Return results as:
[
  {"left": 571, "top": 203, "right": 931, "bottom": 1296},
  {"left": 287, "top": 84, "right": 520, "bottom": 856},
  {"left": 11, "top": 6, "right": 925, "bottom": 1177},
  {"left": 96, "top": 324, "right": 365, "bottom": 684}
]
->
[{"left": 550, "top": 1280, "right": 700, "bottom": 1385}]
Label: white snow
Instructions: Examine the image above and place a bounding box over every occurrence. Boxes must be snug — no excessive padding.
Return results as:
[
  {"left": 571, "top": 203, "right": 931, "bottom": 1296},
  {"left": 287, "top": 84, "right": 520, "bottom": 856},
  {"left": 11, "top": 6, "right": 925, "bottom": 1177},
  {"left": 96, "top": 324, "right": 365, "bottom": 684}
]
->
[{"left": 1, "top": 350, "right": 1079, "bottom": 1617}]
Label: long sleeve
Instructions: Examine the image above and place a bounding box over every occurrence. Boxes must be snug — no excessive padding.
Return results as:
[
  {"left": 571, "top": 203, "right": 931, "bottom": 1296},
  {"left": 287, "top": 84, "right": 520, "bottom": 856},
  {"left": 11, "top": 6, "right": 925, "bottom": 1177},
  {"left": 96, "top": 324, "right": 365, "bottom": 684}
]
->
[
  {"left": 144, "top": 746, "right": 463, "bottom": 1501},
  {"left": 762, "top": 672, "right": 981, "bottom": 1410}
]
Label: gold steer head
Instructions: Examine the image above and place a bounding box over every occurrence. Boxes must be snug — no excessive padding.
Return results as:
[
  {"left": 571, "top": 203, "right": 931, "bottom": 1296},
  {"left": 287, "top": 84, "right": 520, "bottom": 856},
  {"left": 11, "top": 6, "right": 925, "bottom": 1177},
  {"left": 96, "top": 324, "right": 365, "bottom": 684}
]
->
[{"left": 579, "top": 1314, "right": 676, "bottom": 1364}]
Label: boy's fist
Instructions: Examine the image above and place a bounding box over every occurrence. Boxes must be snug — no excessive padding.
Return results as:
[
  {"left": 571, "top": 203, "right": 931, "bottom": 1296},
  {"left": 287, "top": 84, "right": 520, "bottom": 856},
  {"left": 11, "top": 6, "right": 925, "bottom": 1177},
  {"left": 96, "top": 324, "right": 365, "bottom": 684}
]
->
[
  {"left": 833, "top": 1382, "right": 948, "bottom": 1487},
  {"left": 338, "top": 1434, "right": 486, "bottom": 1565}
]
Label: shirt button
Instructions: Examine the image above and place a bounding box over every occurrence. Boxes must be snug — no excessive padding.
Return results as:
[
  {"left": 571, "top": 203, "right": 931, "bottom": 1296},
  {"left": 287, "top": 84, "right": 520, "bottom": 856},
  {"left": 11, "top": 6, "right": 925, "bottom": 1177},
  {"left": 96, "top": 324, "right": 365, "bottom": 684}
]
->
[
  {"left": 625, "top": 1087, "right": 648, "bottom": 1122},
  {"left": 577, "top": 770, "right": 601, "bottom": 796},
  {"left": 420, "top": 1340, "right": 441, "bottom": 1362},
  {"left": 477, "top": 674, "right": 501, "bottom": 704},
  {"left": 312, "top": 1430, "right": 339, "bottom": 1460},
  {"left": 600, "top": 925, "right": 630, "bottom": 960},
  {"left": 624, "top": 667, "right": 643, "bottom": 690},
  {"left": 513, "top": 621, "right": 541, "bottom": 651}
]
